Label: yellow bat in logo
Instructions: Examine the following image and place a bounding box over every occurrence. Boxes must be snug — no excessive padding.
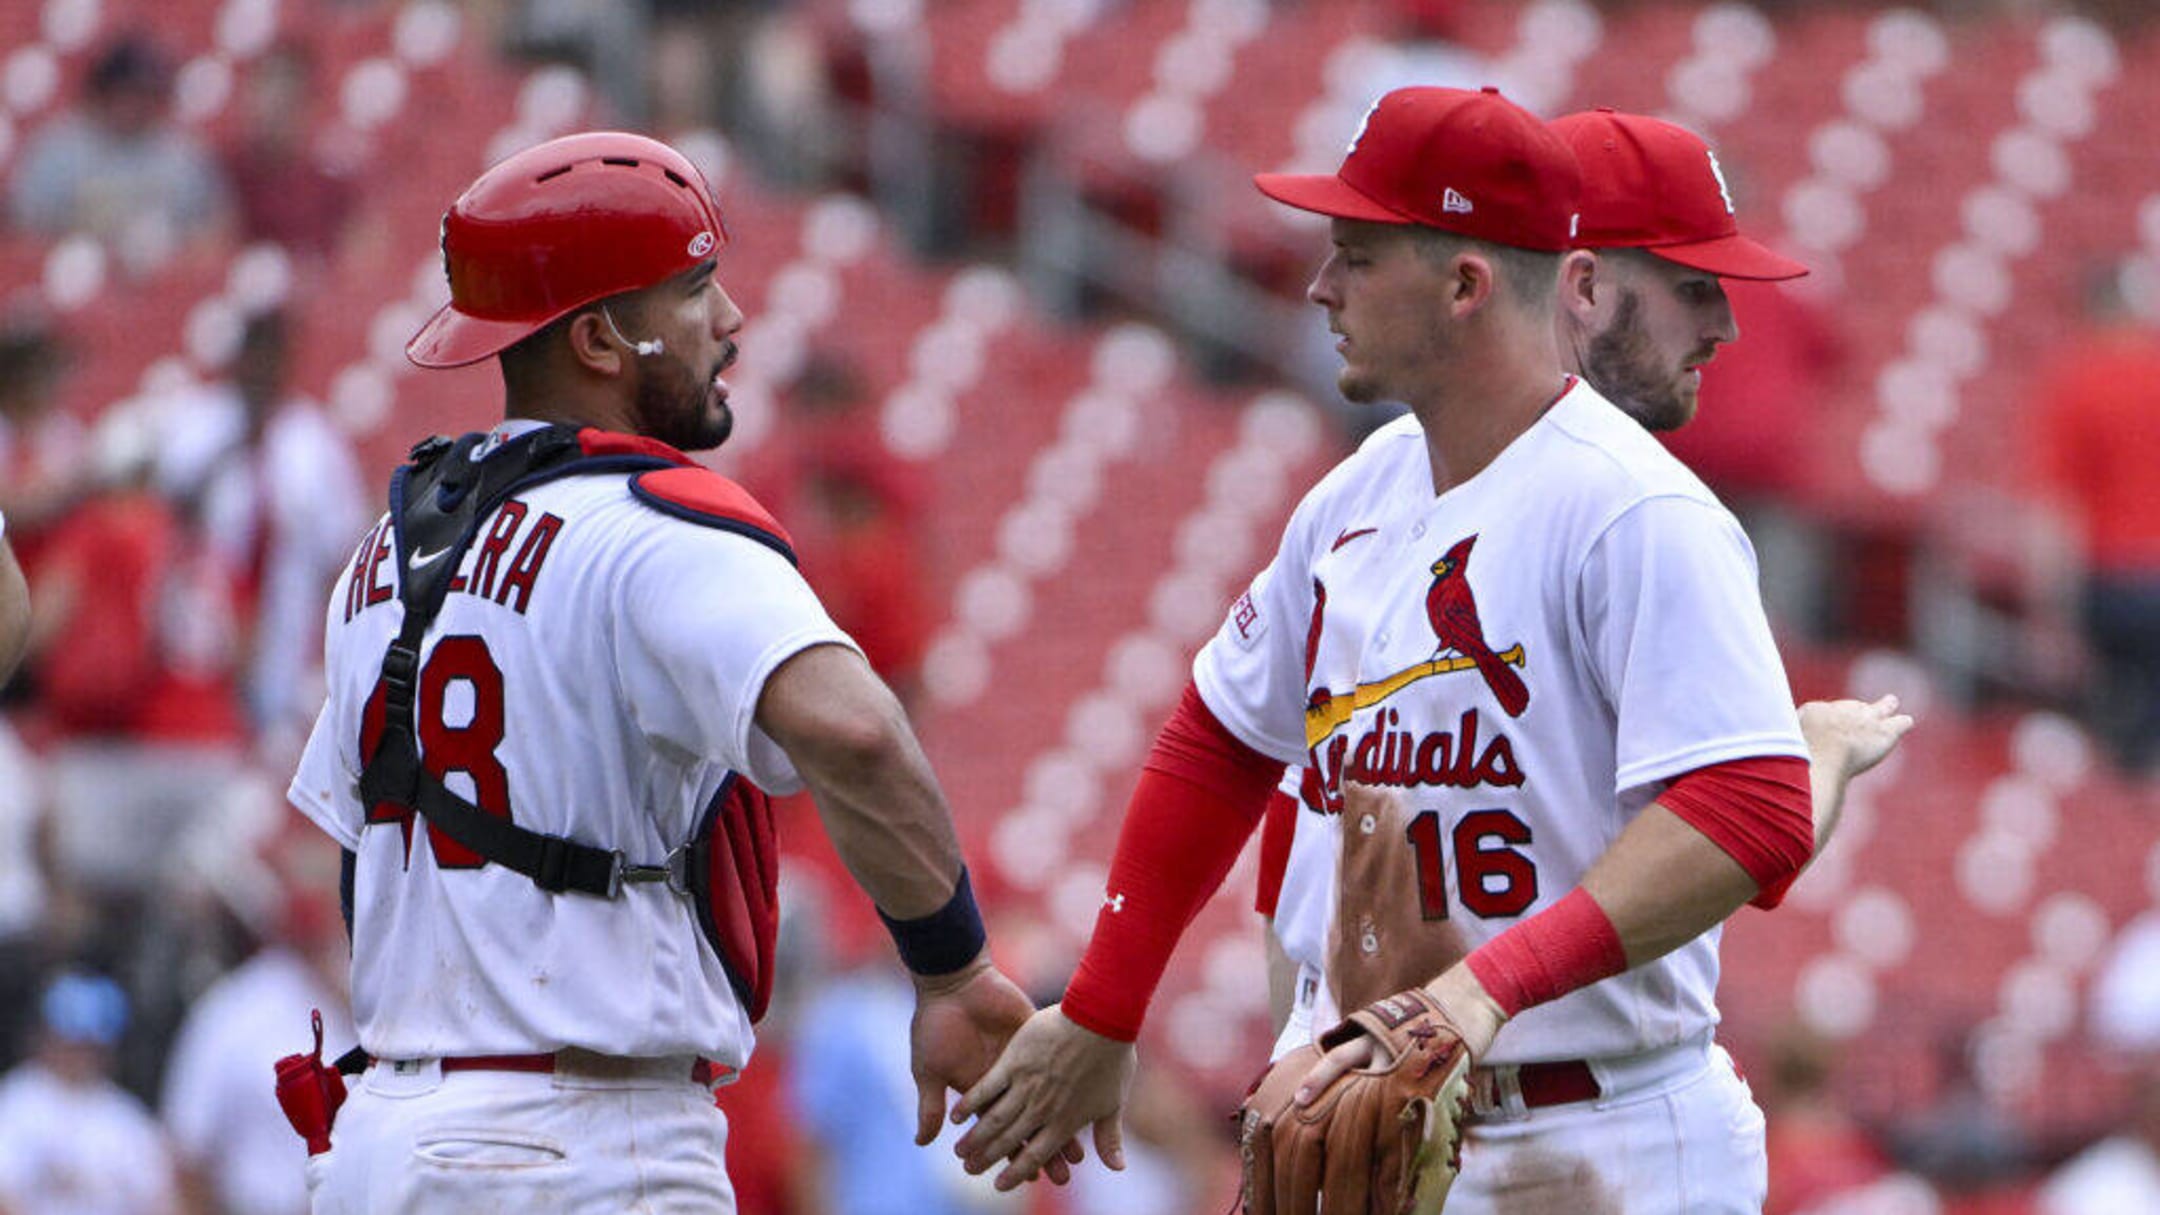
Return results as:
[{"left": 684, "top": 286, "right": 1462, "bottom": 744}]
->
[{"left": 1303, "top": 644, "right": 1527, "bottom": 750}]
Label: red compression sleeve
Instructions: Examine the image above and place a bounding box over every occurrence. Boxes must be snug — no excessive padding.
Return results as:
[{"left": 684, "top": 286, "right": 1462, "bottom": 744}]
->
[
  {"left": 1252, "top": 779, "right": 1299, "bottom": 918},
  {"left": 1654, "top": 755, "right": 1813, "bottom": 909},
  {"left": 1464, "top": 888, "right": 1628, "bottom": 1018},
  {"left": 1060, "top": 683, "right": 1285, "bottom": 1042}
]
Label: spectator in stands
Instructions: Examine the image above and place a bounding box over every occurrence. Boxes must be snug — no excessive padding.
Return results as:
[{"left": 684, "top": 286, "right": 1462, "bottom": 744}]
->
[
  {"left": 0, "top": 305, "right": 94, "bottom": 570},
  {"left": 1759, "top": 1024, "right": 1892, "bottom": 1214},
  {"left": 1061, "top": 1066, "right": 1233, "bottom": 1214},
  {"left": 788, "top": 867, "right": 1016, "bottom": 1215},
  {"left": 7, "top": 35, "right": 231, "bottom": 270},
  {"left": 24, "top": 408, "right": 250, "bottom": 942},
  {"left": 2039, "top": 1068, "right": 2160, "bottom": 1213},
  {"left": 763, "top": 354, "right": 933, "bottom": 705},
  {"left": 0, "top": 970, "right": 180, "bottom": 1215},
  {"left": 0, "top": 710, "right": 46, "bottom": 1075},
  {"left": 1887, "top": 1028, "right": 2033, "bottom": 1192},
  {"left": 160, "top": 808, "right": 352, "bottom": 1215},
  {"left": 2093, "top": 910, "right": 2160, "bottom": 1055},
  {"left": 219, "top": 43, "right": 359, "bottom": 263},
  {"left": 148, "top": 308, "right": 366, "bottom": 754},
  {"left": 2031, "top": 264, "right": 2160, "bottom": 773},
  {"left": 509, "top": 0, "right": 652, "bottom": 125},
  {"left": 1667, "top": 277, "right": 1843, "bottom": 631},
  {"left": 2039, "top": 907, "right": 2160, "bottom": 1212}
]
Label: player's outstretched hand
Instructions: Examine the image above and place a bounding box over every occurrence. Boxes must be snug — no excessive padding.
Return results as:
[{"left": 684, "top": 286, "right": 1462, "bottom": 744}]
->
[
  {"left": 1799, "top": 695, "right": 1914, "bottom": 781},
  {"left": 908, "top": 960, "right": 1083, "bottom": 1184},
  {"left": 951, "top": 1004, "right": 1133, "bottom": 1191}
]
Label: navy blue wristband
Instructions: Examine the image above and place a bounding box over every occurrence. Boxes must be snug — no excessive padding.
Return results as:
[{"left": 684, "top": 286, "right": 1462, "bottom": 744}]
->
[{"left": 879, "top": 867, "right": 988, "bottom": 976}]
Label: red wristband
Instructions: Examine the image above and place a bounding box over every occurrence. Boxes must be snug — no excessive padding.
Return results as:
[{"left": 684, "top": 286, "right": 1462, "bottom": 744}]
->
[{"left": 1464, "top": 888, "right": 1628, "bottom": 1018}]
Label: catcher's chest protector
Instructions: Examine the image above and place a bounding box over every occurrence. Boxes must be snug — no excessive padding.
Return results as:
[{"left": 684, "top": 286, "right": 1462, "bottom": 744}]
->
[{"left": 360, "top": 425, "right": 785, "bottom": 1021}]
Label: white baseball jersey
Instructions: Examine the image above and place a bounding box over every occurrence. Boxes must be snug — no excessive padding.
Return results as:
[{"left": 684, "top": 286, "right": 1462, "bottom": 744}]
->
[
  {"left": 289, "top": 431, "right": 854, "bottom": 1069},
  {"left": 1199, "top": 380, "right": 1804, "bottom": 1066}
]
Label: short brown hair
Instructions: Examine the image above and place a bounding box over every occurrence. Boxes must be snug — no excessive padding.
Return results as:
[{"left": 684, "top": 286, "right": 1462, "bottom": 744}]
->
[{"left": 1409, "top": 228, "right": 1560, "bottom": 311}]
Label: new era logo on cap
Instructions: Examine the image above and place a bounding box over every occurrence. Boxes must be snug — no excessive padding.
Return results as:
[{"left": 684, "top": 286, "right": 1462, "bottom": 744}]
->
[{"left": 1251, "top": 86, "right": 1582, "bottom": 252}]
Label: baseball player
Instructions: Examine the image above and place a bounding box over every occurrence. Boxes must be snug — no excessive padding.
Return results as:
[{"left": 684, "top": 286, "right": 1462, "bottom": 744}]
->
[
  {"left": 284, "top": 131, "right": 1052, "bottom": 1213},
  {"left": 953, "top": 86, "right": 1825, "bottom": 1212},
  {"left": 1257, "top": 107, "right": 1916, "bottom": 1056}
]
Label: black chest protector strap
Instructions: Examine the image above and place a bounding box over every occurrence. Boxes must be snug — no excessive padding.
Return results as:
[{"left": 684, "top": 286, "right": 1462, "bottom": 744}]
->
[{"left": 355, "top": 426, "right": 680, "bottom": 898}]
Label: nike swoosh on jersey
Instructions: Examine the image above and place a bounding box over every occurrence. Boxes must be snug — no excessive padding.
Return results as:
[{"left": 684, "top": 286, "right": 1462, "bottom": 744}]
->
[
  {"left": 408, "top": 546, "right": 451, "bottom": 569},
  {"left": 1331, "top": 526, "right": 1379, "bottom": 551}
]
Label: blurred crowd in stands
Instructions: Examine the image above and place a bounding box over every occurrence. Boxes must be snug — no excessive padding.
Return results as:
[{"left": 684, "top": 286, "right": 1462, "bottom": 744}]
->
[{"left": 0, "top": 2, "right": 2157, "bottom": 1213}]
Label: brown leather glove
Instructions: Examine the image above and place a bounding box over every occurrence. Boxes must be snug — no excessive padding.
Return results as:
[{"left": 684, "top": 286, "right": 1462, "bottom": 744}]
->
[
  {"left": 1238, "top": 988, "right": 1475, "bottom": 1214},
  {"left": 1235, "top": 1043, "right": 1322, "bottom": 1215},
  {"left": 1331, "top": 782, "right": 1470, "bottom": 1012}
]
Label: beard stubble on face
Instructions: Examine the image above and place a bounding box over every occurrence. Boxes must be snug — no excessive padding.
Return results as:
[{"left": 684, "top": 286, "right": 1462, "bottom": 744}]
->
[
  {"left": 1333, "top": 310, "right": 1455, "bottom": 408},
  {"left": 632, "top": 343, "right": 735, "bottom": 452},
  {"left": 1582, "top": 289, "right": 1697, "bottom": 433}
]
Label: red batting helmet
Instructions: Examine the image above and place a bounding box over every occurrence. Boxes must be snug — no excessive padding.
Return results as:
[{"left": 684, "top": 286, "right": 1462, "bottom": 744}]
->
[{"left": 406, "top": 131, "right": 728, "bottom": 369}]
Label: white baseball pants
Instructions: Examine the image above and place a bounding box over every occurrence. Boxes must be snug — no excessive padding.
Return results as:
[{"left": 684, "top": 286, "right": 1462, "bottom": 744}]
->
[
  {"left": 1447, "top": 1036, "right": 1768, "bottom": 1215},
  {"left": 306, "top": 1055, "right": 736, "bottom": 1214}
]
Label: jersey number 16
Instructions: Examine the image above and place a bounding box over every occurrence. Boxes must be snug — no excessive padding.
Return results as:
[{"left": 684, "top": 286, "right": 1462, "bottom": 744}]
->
[{"left": 1407, "top": 807, "right": 1538, "bottom": 919}]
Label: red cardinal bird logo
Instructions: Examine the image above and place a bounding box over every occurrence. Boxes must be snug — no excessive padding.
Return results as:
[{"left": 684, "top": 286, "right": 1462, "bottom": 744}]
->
[{"left": 1425, "top": 535, "right": 1529, "bottom": 717}]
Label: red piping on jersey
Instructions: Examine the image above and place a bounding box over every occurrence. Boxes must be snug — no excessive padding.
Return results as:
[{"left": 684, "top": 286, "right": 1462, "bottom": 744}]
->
[
  {"left": 576, "top": 428, "right": 699, "bottom": 465},
  {"left": 1061, "top": 684, "right": 1282, "bottom": 1043},
  {"left": 1655, "top": 755, "right": 1814, "bottom": 909}
]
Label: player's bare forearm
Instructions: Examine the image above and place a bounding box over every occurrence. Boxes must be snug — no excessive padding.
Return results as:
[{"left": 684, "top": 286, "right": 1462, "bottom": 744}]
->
[
  {"left": 1582, "top": 802, "right": 1759, "bottom": 967},
  {"left": 756, "top": 642, "right": 967, "bottom": 919},
  {"left": 1401, "top": 806, "right": 1754, "bottom": 1068},
  {"left": 1263, "top": 918, "right": 1296, "bottom": 1034},
  {"left": 0, "top": 540, "right": 28, "bottom": 685}
]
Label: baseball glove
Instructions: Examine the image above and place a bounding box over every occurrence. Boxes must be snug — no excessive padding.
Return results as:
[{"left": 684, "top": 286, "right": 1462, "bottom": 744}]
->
[
  {"left": 1237, "top": 988, "right": 1475, "bottom": 1215},
  {"left": 1332, "top": 782, "right": 1470, "bottom": 1013}
]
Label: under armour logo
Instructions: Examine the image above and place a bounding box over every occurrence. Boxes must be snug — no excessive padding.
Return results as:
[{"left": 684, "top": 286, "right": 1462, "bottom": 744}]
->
[
  {"left": 1442, "top": 188, "right": 1473, "bottom": 215},
  {"left": 1104, "top": 892, "right": 1127, "bottom": 913}
]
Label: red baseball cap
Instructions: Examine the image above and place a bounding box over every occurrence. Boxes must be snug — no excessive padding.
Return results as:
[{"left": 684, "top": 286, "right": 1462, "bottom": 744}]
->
[
  {"left": 1255, "top": 86, "right": 1582, "bottom": 253},
  {"left": 1551, "top": 108, "right": 1806, "bottom": 281}
]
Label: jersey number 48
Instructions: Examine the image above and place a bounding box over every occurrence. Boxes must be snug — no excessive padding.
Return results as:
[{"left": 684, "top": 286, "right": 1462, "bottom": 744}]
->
[{"left": 358, "top": 634, "right": 511, "bottom": 869}]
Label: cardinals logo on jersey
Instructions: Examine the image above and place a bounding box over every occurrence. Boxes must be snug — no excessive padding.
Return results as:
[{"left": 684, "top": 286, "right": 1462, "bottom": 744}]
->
[
  {"left": 1424, "top": 535, "right": 1529, "bottom": 716},
  {"left": 1303, "top": 533, "right": 1529, "bottom": 749}
]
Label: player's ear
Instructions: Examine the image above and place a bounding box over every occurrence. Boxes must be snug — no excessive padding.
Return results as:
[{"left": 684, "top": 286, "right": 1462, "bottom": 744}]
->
[
  {"left": 1449, "top": 251, "right": 1496, "bottom": 317},
  {"left": 1559, "top": 250, "right": 1601, "bottom": 321},
  {"left": 565, "top": 309, "right": 626, "bottom": 378}
]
